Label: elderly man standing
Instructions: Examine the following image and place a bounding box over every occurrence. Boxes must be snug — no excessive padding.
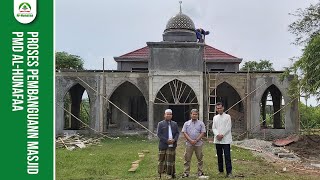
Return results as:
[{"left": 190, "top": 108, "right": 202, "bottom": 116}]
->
[
  {"left": 157, "top": 109, "right": 179, "bottom": 179},
  {"left": 212, "top": 102, "right": 233, "bottom": 178},
  {"left": 181, "top": 109, "right": 206, "bottom": 178}
]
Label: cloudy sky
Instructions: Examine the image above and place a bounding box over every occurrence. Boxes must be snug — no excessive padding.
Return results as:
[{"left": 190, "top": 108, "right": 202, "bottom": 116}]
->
[{"left": 56, "top": 0, "right": 318, "bottom": 105}]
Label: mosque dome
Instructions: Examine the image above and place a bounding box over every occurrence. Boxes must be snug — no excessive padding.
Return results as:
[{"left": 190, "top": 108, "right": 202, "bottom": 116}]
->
[
  {"left": 164, "top": 13, "right": 195, "bottom": 32},
  {"left": 162, "top": 2, "right": 197, "bottom": 42}
]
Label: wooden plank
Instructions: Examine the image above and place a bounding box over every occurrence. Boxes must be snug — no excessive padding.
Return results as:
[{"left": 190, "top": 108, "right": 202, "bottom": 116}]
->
[
  {"left": 132, "top": 160, "right": 141, "bottom": 164},
  {"left": 128, "top": 163, "right": 139, "bottom": 172}
]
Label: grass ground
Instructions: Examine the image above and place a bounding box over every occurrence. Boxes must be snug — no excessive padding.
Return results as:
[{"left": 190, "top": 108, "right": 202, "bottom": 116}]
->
[{"left": 56, "top": 136, "right": 319, "bottom": 180}]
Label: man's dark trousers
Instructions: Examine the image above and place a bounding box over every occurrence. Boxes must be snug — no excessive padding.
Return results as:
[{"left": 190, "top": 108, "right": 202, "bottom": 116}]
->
[{"left": 215, "top": 144, "right": 232, "bottom": 174}]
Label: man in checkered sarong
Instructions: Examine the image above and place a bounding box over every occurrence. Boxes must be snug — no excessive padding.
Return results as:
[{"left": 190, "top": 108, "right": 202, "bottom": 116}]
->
[{"left": 157, "top": 109, "right": 180, "bottom": 179}]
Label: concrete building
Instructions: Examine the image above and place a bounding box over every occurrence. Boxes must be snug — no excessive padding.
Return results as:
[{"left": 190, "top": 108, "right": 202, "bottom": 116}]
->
[{"left": 55, "top": 8, "right": 299, "bottom": 139}]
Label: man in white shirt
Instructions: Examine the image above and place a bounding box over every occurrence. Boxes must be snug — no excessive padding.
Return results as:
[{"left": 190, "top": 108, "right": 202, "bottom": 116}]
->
[{"left": 212, "top": 102, "right": 233, "bottom": 178}]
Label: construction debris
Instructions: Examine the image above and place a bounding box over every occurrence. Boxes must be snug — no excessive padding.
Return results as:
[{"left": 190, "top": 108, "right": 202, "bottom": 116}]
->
[
  {"left": 233, "top": 138, "right": 300, "bottom": 161},
  {"left": 235, "top": 145, "right": 263, "bottom": 153},
  {"left": 56, "top": 134, "right": 103, "bottom": 150},
  {"left": 235, "top": 136, "right": 320, "bottom": 174},
  {"left": 273, "top": 149, "right": 290, "bottom": 155},
  {"left": 284, "top": 135, "right": 320, "bottom": 160},
  {"left": 272, "top": 135, "right": 299, "bottom": 147},
  {"left": 278, "top": 153, "right": 296, "bottom": 158},
  {"left": 311, "top": 164, "right": 320, "bottom": 168}
]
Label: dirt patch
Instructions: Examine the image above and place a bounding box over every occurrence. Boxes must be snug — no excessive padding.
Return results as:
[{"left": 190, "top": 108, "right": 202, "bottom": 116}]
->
[
  {"left": 285, "top": 135, "right": 320, "bottom": 161},
  {"left": 234, "top": 137, "right": 320, "bottom": 176}
]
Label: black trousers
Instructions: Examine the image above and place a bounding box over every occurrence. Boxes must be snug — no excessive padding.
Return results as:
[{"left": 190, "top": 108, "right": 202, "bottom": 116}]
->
[{"left": 215, "top": 144, "right": 232, "bottom": 174}]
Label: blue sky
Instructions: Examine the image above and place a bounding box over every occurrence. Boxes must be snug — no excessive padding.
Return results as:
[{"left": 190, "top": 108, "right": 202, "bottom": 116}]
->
[{"left": 56, "top": 0, "right": 318, "bottom": 105}]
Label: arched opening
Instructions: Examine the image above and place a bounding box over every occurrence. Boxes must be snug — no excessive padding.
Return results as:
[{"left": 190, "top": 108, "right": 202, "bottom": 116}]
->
[
  {"left": 63, "top": 84, "right": 91, "bottom": 130},
  {"left": 154, "top": 79, "right": 198, "bottom": 126},
  {"left": 260, "top": 84, "right": 285, "bottom": 129},
  {"left": 108, "top": 81, "right": 147, "bottom": 130},
  {"left": 214, "top": 82, "right": 244, "bottom": 130}
]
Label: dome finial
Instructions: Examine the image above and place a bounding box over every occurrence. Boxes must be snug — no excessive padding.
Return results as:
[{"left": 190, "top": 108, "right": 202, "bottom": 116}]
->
[{"left": 179, "top": 1, "right": 182, "bottom": 14}]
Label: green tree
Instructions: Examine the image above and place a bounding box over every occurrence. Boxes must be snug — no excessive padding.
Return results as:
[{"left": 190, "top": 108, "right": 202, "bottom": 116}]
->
[
  {"left": 295, "top": 34, "right": 320, "bottom": 97},
  {"left": 64, "top": 93, "right": 72, "bottom": 129},
  {"left": 240, "top": 60, "right": 275, "bottom": 71},
  {"left": 282, "top": 2, "right": 320, "bottom": 100},
  {"left": 79, "top": 98, "right": 90, "bottom": 129},
  {"left": 288, "top": 2, "right": 320, "bottom": 45},
  {"left": 299, "top": 102, "right": 320, "bottom": 130},
  {"left": 64, "top": 94, "right": 90, "bottom": 130},
  {"left": 281, "top": 3, "right": 320, "bottom": 133},
  {"left": 56, "top": 51, "right": 84, "bottom": 70}
]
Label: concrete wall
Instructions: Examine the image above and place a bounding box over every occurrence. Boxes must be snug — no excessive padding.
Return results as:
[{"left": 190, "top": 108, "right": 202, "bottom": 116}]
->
[
  {"left": 55, "top": 71, "right": 148, "bottom": 135},
  {"left": 55, "top": 72, "right": 100, "bottom": 135},
  {"left": 151, "top": 75, "right": 202, "bottom": 125},
  {"left": 109, "top": 81, "right": 148, "bottom": 130},
  {"left": 117, "top": 61, "right": 148, "bottom": 71},
  {"left": 206, "top": 63, "right": 240, "bottom": 72},
  {"left": 104, "top": 72, "right": 149, "bottom": 131},
  {"left": 202, "top": 73, "right": 248, "bottom": 133},
  {"left": 105, "top": 72, "right": 148, "bottom": 101},
  {"left": 56, "top": 71, "right": 298, "bottom": 138},
  {"left": 249, "top": 73, "right": 298, "bottom": 137},
  {"left": 148, "top": 73, "right": 204, "bottom": 132},
  {"left": 148, "top": 42, "right": 204, "bottom": 72},
  {"left": 146, "top": 42, "right": 205, "bottom": 134}
]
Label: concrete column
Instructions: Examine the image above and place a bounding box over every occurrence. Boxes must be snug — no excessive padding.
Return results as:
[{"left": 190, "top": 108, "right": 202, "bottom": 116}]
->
[
  {"left": 148, "top": 76, "right": 154, "bottom": 139},
  {"left": 199, "top": 74, "right": 204, "bottom": 121},
  {"left": 91, "top": 94, "right": 100, "bottom": 133},
  {"left": 246, "top": 73, "right": 251, "bottom": 133},
  {"left": 148, "top": 101, "right": 154, "bottom": 139},
  {"left": 99, "top": 75, "right": 105, "bottom": 132},
  {"left": 55, "top": 100, "right": 64, "bottom": 135},
  {"left": 284, "top": 96, "right": 295, "bottom": 132},
  {"left": 294, "top": 99, "right": 299, "bottom": 132},
  {"left": 261, "top": 91, "right": 268, "bottom": 127}
]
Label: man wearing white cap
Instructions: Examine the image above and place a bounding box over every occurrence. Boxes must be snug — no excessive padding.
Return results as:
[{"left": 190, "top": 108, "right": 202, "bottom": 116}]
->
[{"left": 157, "top": 109, "right": 179, "bottom": 179}]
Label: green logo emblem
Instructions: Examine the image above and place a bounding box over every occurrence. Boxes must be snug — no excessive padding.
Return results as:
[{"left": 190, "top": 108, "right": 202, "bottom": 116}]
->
[{"left": 19, "top": 2, "right": 31, "bottom": 12}]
